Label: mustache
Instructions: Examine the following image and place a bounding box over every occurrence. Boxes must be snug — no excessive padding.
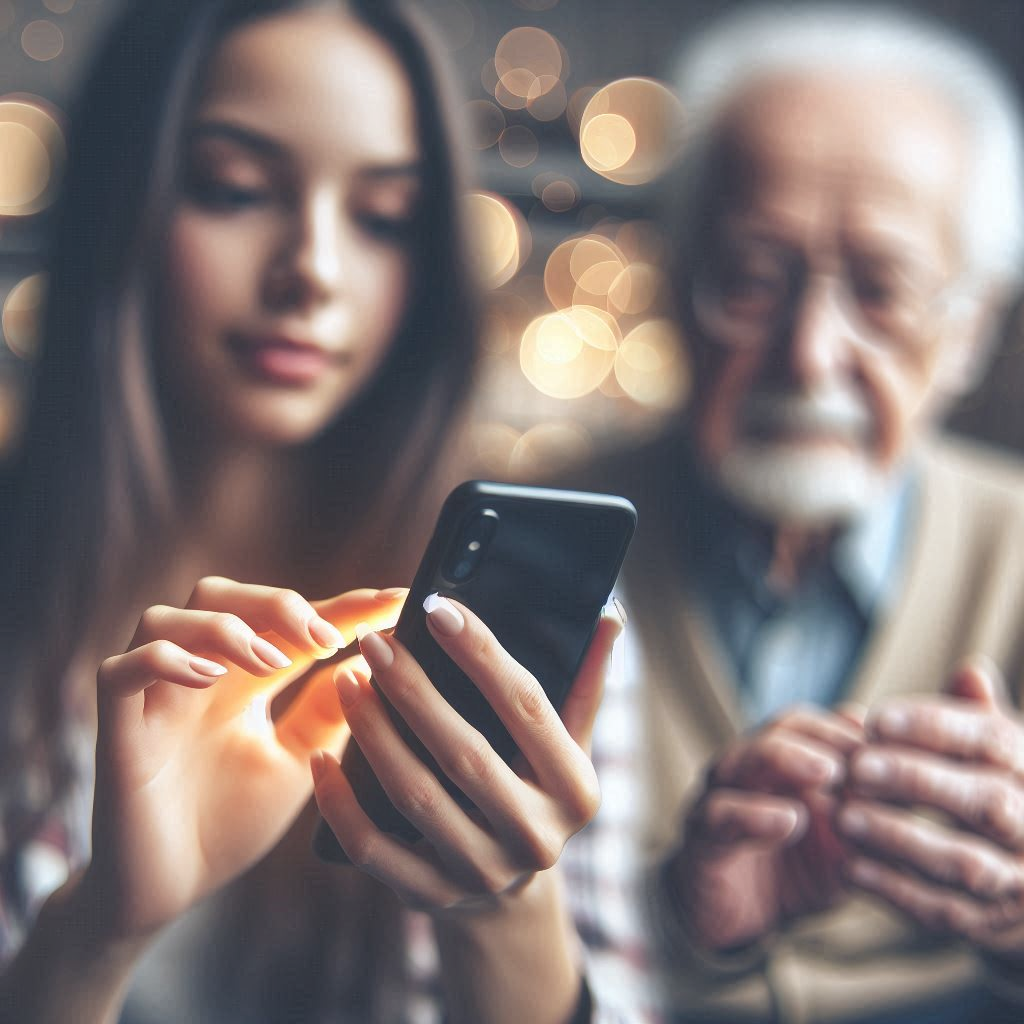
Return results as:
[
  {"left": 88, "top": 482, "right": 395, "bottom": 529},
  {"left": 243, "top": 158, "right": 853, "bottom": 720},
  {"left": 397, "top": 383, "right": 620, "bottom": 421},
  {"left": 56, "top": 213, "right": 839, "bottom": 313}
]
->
[{"left": 739, "top": 388, "right": 873, "bottom": 442}]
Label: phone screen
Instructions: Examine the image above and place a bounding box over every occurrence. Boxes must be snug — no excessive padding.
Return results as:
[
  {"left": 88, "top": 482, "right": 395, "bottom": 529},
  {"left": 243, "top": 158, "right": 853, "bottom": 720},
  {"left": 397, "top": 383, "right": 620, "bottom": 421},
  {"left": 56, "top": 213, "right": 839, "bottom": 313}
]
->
[{"left": 314, "top": 480, "right": 636, "bottom": 859}]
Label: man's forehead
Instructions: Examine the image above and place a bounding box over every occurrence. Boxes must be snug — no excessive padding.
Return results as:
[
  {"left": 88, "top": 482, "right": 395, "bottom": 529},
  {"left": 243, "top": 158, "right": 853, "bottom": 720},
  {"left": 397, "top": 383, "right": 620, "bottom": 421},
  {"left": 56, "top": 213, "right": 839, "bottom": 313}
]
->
[{"left": 708, "top": 71, "right": 969, "bottom": 236}]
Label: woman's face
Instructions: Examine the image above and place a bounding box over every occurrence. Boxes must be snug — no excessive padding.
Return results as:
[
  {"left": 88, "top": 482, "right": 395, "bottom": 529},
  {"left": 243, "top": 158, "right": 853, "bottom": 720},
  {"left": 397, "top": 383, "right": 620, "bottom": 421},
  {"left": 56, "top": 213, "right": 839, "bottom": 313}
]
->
[{"left": 158, "top": 8, "right": 423, "bottom": 446}]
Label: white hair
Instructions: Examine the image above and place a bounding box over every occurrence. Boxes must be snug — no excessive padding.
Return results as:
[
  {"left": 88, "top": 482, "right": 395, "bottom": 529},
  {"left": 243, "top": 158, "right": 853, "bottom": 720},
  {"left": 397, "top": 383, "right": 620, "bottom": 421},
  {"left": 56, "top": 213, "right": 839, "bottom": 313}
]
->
[{"left": 670, "top": 3, "right": 1024, "bottom": 289}]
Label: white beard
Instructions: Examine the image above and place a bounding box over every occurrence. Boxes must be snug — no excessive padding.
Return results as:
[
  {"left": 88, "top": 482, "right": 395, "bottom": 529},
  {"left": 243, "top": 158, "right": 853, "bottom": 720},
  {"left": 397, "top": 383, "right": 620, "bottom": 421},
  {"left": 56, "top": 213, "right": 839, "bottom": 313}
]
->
[
  {"left": 714, "top": 442, "right": 886, "bottom": 527},
  {"left": 710, "top": 386, "right": 888, "bottom": 527}
]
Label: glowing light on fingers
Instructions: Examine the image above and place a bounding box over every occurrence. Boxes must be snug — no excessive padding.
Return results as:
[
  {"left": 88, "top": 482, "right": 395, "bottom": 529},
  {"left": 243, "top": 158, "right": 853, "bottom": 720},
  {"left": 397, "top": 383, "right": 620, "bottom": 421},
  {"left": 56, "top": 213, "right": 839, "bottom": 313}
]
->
[
  {"left": 242, "top": 693, "right": 274, "bottom": 737},
  {"left": 579, "top": 78, "right": 684, "bottom": 185}
]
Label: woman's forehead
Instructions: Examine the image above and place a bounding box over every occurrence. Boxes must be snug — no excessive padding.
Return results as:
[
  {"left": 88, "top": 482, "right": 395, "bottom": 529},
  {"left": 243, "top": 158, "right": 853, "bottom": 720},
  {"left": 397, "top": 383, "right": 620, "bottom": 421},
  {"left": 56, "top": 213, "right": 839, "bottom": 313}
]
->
[{"left": 195, "top": 8, "right": 421, "bottom": 170}]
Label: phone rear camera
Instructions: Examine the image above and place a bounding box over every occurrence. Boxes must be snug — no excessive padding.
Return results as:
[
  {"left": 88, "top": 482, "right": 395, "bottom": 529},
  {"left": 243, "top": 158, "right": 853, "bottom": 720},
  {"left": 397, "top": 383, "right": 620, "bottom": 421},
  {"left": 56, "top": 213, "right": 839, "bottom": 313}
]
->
[{"left": 442, "top": 508, "right": 499, "bottom": 585}]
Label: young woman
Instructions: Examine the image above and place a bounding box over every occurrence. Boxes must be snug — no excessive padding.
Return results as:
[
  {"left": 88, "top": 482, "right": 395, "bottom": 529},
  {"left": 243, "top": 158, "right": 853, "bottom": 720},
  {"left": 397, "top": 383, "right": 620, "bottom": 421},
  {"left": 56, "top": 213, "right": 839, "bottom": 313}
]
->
[{"left": 0, "top": 2, "right": 622, "bottom": 1021}]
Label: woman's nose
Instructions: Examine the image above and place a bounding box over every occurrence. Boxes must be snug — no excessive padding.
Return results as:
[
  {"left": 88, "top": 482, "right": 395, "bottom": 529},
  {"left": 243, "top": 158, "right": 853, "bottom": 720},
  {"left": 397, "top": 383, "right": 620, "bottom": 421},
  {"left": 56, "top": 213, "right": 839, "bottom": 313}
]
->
[{"left": 264, "top": 193, "right": 344, "bottom": 310}]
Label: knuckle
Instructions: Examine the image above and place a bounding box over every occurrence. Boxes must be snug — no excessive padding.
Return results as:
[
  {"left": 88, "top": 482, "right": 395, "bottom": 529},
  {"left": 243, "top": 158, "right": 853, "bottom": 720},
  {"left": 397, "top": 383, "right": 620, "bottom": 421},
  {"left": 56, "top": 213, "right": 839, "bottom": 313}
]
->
[
  {"left": 344, "top": 830, "right": 382, "bottom": 872},
  {"left": 269, "top": 589, "right": 310, "bottom": 621},
  {"left": 392, "top": 776, "right": 444, "bottom": 826},
  {"left": 512, "top": 821, "right": 562, "bottom": 872},
  {"left": 973, "top": 781, "right": 1021, "bottom": 845},
  {"left": 147, "top": 639, "right": 178, "bottom": 669},
  {"left": 957, "top": 851, "right": 999, "bottom": 897},
  {"left": 138, "top": 605, "right": 170, "bottom": 636},
  {"left": 211, "top": 612, "right": 252, "bottom": 647},
  {"left": 561, "top": 761, "right": 601, "bottom": 830},
  {"left": 507, "top": 672, "right": 549, "bottom": 728},
  {"left": 442, "top": 734, "right": 494, "bottom": 788},
  {"left": 190, "top": 575, "right": 224, "bottom": 603}
]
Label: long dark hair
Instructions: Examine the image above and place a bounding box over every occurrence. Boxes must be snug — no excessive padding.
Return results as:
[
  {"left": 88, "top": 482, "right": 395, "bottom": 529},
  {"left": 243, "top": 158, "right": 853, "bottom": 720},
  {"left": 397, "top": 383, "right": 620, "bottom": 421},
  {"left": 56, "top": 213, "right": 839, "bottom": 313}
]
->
[{"left": 0, "top": 0, "right": 479, "bottom": 822}]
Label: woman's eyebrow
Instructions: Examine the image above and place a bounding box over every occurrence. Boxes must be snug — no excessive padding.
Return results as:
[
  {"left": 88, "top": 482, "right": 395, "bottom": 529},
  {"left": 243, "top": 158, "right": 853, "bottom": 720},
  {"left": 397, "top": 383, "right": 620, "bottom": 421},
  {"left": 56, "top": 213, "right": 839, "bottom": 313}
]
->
[
  {"left": 189, "top": 120, "right": 286, "bottom": 159},
  {"left": 358, "top": 161, "right": 424, "bottom": 181}
]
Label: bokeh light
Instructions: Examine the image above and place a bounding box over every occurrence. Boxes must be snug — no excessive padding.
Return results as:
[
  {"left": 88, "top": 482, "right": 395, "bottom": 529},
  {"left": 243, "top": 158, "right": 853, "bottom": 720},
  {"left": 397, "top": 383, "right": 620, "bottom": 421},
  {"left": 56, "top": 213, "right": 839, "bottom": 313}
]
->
[
  {"left": 472, "top": 421, "right": 523, "bottom": 477},
  {"left": 464, "top": 99, "right": 505, "bottom": 150},
  {"left": 526, "top": 77, "right": 568, "bottom": 122},
  {"left": 498, "top": 124, "right": 538, "bottom": 168},
  {"left": 614, "top": 319, "right": 690, "bottom": 409},
  {"left": 608, "top": 262, "right": 663, "bottom": 316},
  {"left": 541, "top": 179, "right": 579, "bottom": 213},
  {"left": 0, "top": 98, "right": 66, "bottom": 216},
  {"left": 520, "top": 306, "right": 618, "bottom": 399},
  {"left": 3, "top": 273, "right": 46, "bottom": 360},
  {"left": 510, "top": 420, "right": 593, "bottom": 475},
  {"left": 43, "top": 0, "right": 76, "bottom": 12},
  {"left": 464, "top": 191, "right": 530, "bottom": 290},
  {"left": 579, "top": 78, "right": 684, "bottom": 185},
  {"left": 0, "top": 374, "right": 23, "bottom": 460},
  {"left": 21, "top": 20, "right": 64, "bottom": 62},
  {"left": 544, "top": 234, "right": 629, "bottom": 311},
  {"left": 495, "top": 27, "right": 563, "bottom": 88}
]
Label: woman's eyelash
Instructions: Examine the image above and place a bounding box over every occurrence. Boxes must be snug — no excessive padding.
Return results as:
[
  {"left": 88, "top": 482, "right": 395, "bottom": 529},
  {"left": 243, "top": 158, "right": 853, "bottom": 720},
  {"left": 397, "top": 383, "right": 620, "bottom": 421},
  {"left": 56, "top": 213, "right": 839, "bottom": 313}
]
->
[
  {"left": 358, "top": 212, "right": 416, "bottom": 241},
  {"left": 186, "top": 177, "right": 271, "bottom": 210}
]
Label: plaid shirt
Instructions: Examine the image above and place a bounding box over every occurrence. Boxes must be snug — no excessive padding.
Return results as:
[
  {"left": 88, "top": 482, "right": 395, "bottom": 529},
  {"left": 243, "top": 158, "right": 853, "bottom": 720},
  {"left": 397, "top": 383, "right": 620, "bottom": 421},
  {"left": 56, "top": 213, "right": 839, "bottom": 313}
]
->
[{"left": 0, "top": 720, "right": 93, "bottom": 966}]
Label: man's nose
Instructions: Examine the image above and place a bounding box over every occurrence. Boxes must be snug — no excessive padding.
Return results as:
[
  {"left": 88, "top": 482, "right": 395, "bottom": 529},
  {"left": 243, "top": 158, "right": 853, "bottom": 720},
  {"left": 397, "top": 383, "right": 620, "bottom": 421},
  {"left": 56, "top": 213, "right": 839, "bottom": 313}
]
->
[
  {"left": 774, "top": 275, "right": 855, "bottom": 387},
  {"left": 265, "top": 193, "right": 344, "bottom": 310}
]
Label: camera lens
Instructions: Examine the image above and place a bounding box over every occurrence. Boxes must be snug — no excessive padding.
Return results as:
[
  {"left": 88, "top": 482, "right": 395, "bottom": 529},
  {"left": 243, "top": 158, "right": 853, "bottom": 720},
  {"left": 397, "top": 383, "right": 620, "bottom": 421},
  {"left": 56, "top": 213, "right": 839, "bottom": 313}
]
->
[{"left": 442, "top": 507, "right": 499, "bottom": 584}]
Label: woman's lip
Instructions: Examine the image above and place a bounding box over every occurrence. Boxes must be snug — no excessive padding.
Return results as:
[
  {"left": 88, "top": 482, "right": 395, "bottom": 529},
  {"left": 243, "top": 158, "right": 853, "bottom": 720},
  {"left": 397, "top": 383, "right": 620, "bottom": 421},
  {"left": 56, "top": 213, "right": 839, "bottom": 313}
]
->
[{"left": 229, "top": 336, "right": 340, "bottom": 386}]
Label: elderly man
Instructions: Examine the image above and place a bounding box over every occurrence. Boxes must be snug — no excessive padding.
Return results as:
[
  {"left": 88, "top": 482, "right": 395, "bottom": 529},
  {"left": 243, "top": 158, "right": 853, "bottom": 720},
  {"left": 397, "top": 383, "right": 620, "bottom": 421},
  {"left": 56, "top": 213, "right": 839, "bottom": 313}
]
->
[{"left": 562, "top": 5, "right": 1024, "bottom": 1023}]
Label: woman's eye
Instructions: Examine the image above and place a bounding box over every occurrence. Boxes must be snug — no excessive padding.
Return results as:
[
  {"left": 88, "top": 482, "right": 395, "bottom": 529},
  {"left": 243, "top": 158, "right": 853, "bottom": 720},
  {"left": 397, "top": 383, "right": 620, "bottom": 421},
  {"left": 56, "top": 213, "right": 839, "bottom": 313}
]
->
[
  {"left": 357, "top": 212, "right": 416, "bottom": 243},
  {"left": 186, "top": 177, "right": 272, "bottom": 211}
]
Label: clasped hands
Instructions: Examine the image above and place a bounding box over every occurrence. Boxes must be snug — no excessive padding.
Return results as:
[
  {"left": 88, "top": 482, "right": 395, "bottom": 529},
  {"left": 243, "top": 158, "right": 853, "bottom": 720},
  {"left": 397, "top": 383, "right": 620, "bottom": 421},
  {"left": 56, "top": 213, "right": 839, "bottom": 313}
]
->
[{"left": 674, "top": 660, "right": 1024, "bottom": 962}]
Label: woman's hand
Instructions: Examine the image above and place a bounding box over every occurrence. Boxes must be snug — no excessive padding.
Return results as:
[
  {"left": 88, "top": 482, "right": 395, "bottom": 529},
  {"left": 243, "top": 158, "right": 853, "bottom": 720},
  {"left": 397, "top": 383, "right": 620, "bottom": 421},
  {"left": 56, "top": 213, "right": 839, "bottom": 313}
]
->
[
  {"left": 82, "top": 576, "right": 404, "bottom": 942},
  {"left": 311, "top": 594, "right": 623, "bottom": 913}
]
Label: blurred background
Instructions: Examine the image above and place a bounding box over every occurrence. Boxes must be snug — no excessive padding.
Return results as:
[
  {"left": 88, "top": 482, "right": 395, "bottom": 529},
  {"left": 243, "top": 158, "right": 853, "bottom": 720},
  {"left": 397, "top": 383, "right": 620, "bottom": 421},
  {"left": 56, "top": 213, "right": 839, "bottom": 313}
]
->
[{"left": 2, "top": 0, "right": 1024, "bottom": 478}]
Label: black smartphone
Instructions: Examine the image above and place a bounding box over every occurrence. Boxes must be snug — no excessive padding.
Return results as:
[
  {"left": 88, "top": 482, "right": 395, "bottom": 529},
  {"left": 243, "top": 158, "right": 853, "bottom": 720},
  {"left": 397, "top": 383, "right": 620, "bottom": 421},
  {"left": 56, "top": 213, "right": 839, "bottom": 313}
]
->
[{"left": 313, "top": 479, "right": 636, "bottom": 862}]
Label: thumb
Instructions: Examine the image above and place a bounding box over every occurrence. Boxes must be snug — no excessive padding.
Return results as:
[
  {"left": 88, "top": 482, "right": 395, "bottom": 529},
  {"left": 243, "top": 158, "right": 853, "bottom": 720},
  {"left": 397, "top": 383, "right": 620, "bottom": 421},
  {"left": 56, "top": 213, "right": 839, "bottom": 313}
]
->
[
  {"left": 947, "top": 654, "right": 1006, "bottom": 708},
  {"left": 560, "top": 599, "right": 626, "bottom": 753}
]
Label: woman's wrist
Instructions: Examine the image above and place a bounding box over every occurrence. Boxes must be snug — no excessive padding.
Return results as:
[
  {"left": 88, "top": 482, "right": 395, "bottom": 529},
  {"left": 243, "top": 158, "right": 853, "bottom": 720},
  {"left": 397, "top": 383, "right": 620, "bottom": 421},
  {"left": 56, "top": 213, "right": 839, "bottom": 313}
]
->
[{"left": 433, "top": 869, "right": 585, "bottom": 1024}]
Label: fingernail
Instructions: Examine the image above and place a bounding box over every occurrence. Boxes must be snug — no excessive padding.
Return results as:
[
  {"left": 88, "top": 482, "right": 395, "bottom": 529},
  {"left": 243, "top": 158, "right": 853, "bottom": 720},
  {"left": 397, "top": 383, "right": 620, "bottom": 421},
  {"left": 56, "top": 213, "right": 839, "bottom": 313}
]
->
[
  {"left": 376, "top": 587, "right": 408, "bottom": 600},
  {"left": 854, "top": 752, "right": 889, "bottom": 784},
  {"left": 838, "top": 806, "right": 868, "bottom": 836},
  {"left": 310, "top": 749, "right": 327, "bottom": 783},
  {"left": 251, "top": 635, "right": 292, "bottom": 670},
  {"left": 334, "top": 665, "right": 361, "bottom": 707},
  {"left": 611, "top": 596, "right": 628, "bottom": 626},
  {"left": 189, "top": 656, "right": 227, "bottom": 678},
  {"left": 358, "top": 629, "right": 394, "bottom": 669},
  {"left": 308, "top": 616, "right": 345, "bottom": 651},
  {"left": 423, "top": 593, "right": 464, "bottom": 636}
]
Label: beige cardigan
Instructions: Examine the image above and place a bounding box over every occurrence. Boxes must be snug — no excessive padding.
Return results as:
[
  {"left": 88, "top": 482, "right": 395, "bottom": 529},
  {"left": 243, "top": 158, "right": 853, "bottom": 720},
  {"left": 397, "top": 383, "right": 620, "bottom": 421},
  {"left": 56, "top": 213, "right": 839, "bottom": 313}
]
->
[{"left": 587, "top": 430, "right": 1024, "bottom": 1022}]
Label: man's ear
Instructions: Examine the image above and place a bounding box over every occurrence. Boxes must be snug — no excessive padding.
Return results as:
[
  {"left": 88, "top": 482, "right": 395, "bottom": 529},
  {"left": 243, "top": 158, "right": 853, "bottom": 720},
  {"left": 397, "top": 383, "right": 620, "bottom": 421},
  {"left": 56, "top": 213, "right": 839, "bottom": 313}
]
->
[{"left": 933, "top": 283, "right": 1015, "bottom": 401}]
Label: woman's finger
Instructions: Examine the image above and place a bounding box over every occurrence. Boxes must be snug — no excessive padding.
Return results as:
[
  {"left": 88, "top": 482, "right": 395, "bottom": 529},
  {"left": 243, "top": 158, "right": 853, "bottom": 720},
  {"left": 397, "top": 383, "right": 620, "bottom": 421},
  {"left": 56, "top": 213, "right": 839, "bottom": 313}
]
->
[
  {"left": 98, "top": 639, "right": 228, "bottom": 699},
  {"left": 418, "top": 597, "right": 591, "bottom": 799},
  {"left": 311, "top": 748, "right": 465, "bottom": 911},
  {"left": 559, "top": 601, "right": 625, "bottom": 752},
  {"left": 334, "top": 661, "right": 505, "bottom": 882}
]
